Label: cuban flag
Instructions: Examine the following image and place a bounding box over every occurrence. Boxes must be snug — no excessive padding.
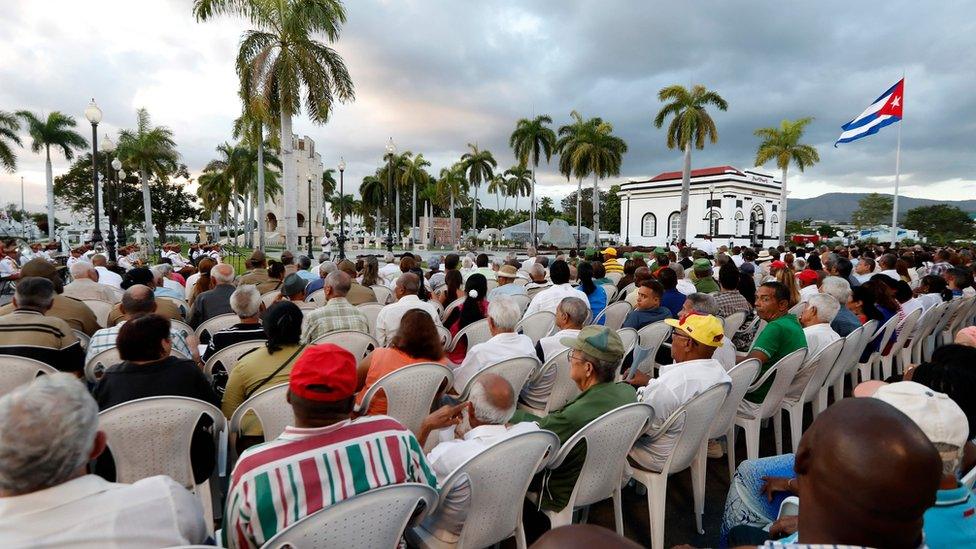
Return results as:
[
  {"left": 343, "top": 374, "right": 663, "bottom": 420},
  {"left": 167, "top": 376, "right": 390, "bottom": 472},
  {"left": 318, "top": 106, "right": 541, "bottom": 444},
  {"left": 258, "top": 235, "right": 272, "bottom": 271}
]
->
[{"left": 835, "top": 78, "right": 904, "bottom": 146}]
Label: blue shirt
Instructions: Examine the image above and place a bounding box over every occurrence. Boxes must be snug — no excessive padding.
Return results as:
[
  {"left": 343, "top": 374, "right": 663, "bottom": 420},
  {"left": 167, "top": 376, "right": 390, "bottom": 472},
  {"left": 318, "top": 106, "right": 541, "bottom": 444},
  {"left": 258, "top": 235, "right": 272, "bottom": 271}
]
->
[
  {"left": 923, "top": 484, "right": 976, "bottom": 548},
  {"left": 487, "top": 283, "right": 527, "bottom": 302},
  {"left": 304, "top": 277, "right": 325, "bottom": 297},
  {"left": 153, "top": 286, "right": 184, "bottom": 300},
  {"left": 584, "top": 286, "right": 607, "bottom": 325},
  {"left": 831, "top": 306, "right": 862, "bottom": 337},
  {"left": 297, "top": 270, "right": 318, "bottom": 282},
  {"left": 622, "top": 306, "right": 672, "bottom": 331},
  {"left": 661, "top": 289, "right": 685, "bottom": 318}
]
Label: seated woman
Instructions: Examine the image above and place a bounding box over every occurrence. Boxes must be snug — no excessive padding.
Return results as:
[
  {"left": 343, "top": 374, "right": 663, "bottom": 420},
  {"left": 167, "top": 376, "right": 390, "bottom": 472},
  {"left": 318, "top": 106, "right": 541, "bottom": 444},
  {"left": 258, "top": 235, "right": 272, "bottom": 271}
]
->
[
  {"left": 444, "top": 274, "right": 488, "bottom": 364},
  {"left": 356, "top": 309, "right": 448, "bottom": 415},
  {"left": 93, "top": 314, "right": 221, "bottom": 484},
  {"left": 577, "top": 261, "right": 607, "bottom": 324}
]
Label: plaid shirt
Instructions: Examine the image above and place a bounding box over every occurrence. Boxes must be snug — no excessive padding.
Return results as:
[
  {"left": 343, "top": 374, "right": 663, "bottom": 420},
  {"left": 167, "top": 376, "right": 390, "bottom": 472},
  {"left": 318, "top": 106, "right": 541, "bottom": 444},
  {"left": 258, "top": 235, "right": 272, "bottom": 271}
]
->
[
  {"left": 714, "top": 290, "right": 756, "bottom": 352},
  {"left": 300, "top": 297, "right": 370, "bottom": 344},
  {"left": 928, "top": 261, "right": 952, "bottom": 277},
  {"left": 86, "top": 321, "right": 193, "bottom": 363}
]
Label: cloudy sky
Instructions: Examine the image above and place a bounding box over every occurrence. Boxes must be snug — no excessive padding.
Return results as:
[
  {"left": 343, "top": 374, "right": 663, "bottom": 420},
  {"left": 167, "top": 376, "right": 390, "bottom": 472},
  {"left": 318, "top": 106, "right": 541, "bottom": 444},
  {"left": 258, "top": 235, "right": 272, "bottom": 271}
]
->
[{"left": 1, "top": 0, "right": 973, "bottom": 215}]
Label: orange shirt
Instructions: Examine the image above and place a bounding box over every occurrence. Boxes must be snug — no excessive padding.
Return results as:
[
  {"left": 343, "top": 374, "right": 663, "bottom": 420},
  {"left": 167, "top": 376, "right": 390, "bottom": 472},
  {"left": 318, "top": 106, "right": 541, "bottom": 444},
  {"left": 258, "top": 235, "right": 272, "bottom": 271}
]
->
[{"left": 356, "top": 347, "right": 449, "bottom": 416}]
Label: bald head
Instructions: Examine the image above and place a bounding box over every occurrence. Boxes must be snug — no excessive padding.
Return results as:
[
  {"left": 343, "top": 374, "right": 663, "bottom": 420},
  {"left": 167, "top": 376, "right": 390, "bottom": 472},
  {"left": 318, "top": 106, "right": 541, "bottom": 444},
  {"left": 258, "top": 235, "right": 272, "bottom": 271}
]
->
[
  {"left": 795, "top": 398, "right": 941, "bottom": 548},
  {"left": 120, "top": 284, "right": 156, "bottom": 317},
  {"left": 68, "top": 261, "right": 96, "bottom": 281},
  {"left": 395, "top": 273, "right": 420, "bottom": 299},
  {"left": 467, "top": 373, "right": 515, "bottom": 425},
  {"left": 211, "top": 263, "right": 235, "bottom": 284},
  {"left": 91, "top": 254, "right": 107, "bottom": 267}
]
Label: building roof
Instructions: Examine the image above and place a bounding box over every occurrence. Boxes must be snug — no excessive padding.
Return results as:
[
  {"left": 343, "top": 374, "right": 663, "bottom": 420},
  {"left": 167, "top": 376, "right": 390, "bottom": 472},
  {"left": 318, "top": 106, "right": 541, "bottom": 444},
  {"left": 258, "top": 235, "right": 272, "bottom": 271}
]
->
[{"left": 645, "top": 165, "right": 744, "bottom": 183}]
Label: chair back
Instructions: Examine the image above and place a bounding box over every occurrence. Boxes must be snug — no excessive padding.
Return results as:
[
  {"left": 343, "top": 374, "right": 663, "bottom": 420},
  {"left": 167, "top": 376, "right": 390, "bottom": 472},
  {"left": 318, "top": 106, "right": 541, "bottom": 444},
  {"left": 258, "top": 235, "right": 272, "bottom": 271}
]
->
[
  {"left": 98, "top": 396, "right": 226, "bottom": 488},
  {"left": 534, "top": 349, "right": 578, "bottom": 414},
  {"left": 458, "top": 355, "right": 539, "bottom": 399},
  {"left": 261, "top": 290, "right": 281, "bottom": 309},
  {"left": 440, "top": 297, "right": 465, "bottom": 322},
  {"left": 486, "top": 279, "right": 499, "bottom": 292},
  {"left": 549, "top": 403, "right": 652, "bottom": 508},
  {"left": 73, "top": 330, "right": 91, "bottom": 351},
  {"left": 947, "top": 295, "right": 976, "bottom": 335},
  {"left": 355, "top": 363, "right": 453, "bottom": 435},
  {"left": 370, "top": 284, "right": 394, "bottom": 305},
  {"left": 594, "top": 301, "right": 633, "bottom": 331},
  {"left": 194, "top": 313, "right": 240, "bottom": 342},
  {"left": 307, "top": 288, "right": 327, "bottom": 306},
  {"left": 266, "top": 483, "right": 437, "bottom": 549},
  {"left": 654, "top": 383, "right": 730, "bottom": 475},
  {"left": 228, "top": 383, "right": 291, "bottom": 455},
  {"left": 158, "top": 297, "right": 190, "bottom": 319},
  {"left": 886, "top": 308, "right": 922, "bottom": 359},
  {"left": 865, "top": 315, "right": 900, "bottom": 365},
  {"left": 606, "top": 272, "right": 623, "bottom": 285},
  {"left": 616, "top": 328, "right": 638, "bottom": 358},
  {"left": 619, "top": 283, "right": 636, "bottom": 299},
  {"left": 436, "top": 326, "right": 452, "bottom": 348},
  {"left": 434, "top": 430, "right": 560, "bottom": 549},
  {"left": 0, "top": 355, "right": 57, "bottom": 397},
  {"left": 516, "top": 311, "right": 556, "bottom": 345},
  {"left": 447, "top": 318, "right": 492, "bottom": 353},
  {"left": 634, "top": 321, "right": 672, "bottom": 374},
  {"left": 357, "top": 302, "right": 384, "bottom": 338},
  {"left": 310, "top": 330, "right": 378, "bottom": 360},
  {"left": 748, "top": 348, "right": 807, "bottom": 420},
  {"left": 789, "top": 338, "right": 845, "bottom": 403},
  {"left": 170, "top": 319, "right": 194, "bottom": 341},
  {"left": 510, "top": 294, "right": 531, "bottom": 314},
  {"left": 822, "top": 325, "right": 865, "bottom": 389},
  {"left": 930, "top": 299, "right": 959, "bottom": 339},
  {"left": 722, "top": 311, "right": 747, "bottom": 340},
  {"left": 708, "top": 359, "right": 759, "bottom": 439},
  {"left": 85, "top": 348, "right": 122, "bottom": 383},
  {"left": 601, "top": 283, "right": 618, "bottom": 302},
  {"left": 787, "top": 302, "right": 807, "bottom": 317},
  {"left": 82, "top": 300, "right": 113, "bottom": 328},
  {"left": 203, "top": 340, "right": 265, "bottom": 378}
]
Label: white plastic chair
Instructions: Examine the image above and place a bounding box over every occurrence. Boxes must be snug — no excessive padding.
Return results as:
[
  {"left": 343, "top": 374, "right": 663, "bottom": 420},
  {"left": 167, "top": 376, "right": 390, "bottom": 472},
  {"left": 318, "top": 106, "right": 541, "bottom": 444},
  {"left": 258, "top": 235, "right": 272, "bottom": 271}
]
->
[
  {"left": 787, "top": 302, "right": 806, "bottom": 317},
  {"left": 925, "top": 300, "right": 958, "bottom": 362},
  {"left": 261, "top": 290, "right": 281, "bottom": 309},
  {"left": 816, "top": 325, "right": 865, "bottom": 416},
  {"left": 194, "top": 313, "right": 239, "bottom": 342},
  {"left": 944, "top": 295, "right": 976, "bottom": 344},
  {"left": 600, "top": 283, "right": 618, "bottom": 303},
  {"left": 779, "top": 338, "right": 845, "bottom": 453},
  {"left": 441, "top": 297, "right": 465, "bottom": 322},
  {"left": 311, "top": 330, "right": 379, "bottom": 360},
  {"left": 85, "top": 348, "right": 122, "bottom": 383},
  {"left": 722, "top": 311, "right": 747, "bottom": 341},
  {"left": 619, "top": 283, "right": 636, "bottom": 301},
  {"left": 307, "top": 288, "right": 327, "bottom": 306},
  {"left": 486, "top": 279, "right": 499, "bottom": 292},
  {"left": 593, "top": 301, "right": 633, "bottom": 331},
  {"left": 510, "top": 294, "right": 531, "bottom": 314},
  {"left": 528, "top": 403, "right": 652, "bottom": 536},
  {"left": 731, "top": 347, "right": 806, "bottom": 461},
  {"left": 266, "top": 483, "right": 438, "bottom": 549},
  {"left": 355, "top": 362, "right": 453, "bottom": 435},
  {"left": 0, "top": 355, "right": 57, "bottom": 397},
  {"left": 170, "top": 319, "right": 195, "bottom": 341},
  {"left": 228, "top": 383, "right": 291, "bottom": 460},
  {"left": 408, "top": 430, "right": 560, "bottom": 549},
  {"left": 82, "top": 299, "right": 113, "bottom": 328},
  {"left": 634, "top": 322, "right": 673, "bottom": 376},
  {"left": 516, "top": 311, "right": 555, "bottom": 345},
  {"left": 203, "top": 339, "right": 265, "bottom": 378},
  {"left": 371, "top": 284, "right": 394, "bottom": 305},
  {"left": 855, "top": 315, "right": 899, "bottom": 384},
  {"left": 447, "top": 318, "right": 492, "bottom": 354},
  {"left": 631, "top": 383, "right": 730, "bottom": 549},
  {"left": 357, "top": 302, "right": 384, "bottom": 338},
  {"left": 457, "top": 356, "right": 539, "bottom": 399},
  {"left": 881, "top": 308, "right": 922, "bottom": 379},
  {"left": 904, "top": 302, "right": 946, "bottom": 365},
  {"left": 158, "top": 296, "right": 190, "bottom": 319},
  {"left": 617, "top": 327, "right": 638, "bottom": 359},
  {"left": 518, "top": 349, "right": 576, "bottom": 416},
  {"left": 840, "top": 319, "right": 879, "bottom": 397},
  {"left": 606, "top": 272, "right": 623, "bottom": 285},
  {"left": 73, "top": 329, "right": 90, "bottom": 351}
]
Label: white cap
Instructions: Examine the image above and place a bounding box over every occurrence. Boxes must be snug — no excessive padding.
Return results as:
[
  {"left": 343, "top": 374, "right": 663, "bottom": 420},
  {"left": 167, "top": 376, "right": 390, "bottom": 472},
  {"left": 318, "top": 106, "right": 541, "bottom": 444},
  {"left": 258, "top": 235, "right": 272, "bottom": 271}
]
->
[{"left": 872, "top": 381, "right": 968, "bottom": 448}]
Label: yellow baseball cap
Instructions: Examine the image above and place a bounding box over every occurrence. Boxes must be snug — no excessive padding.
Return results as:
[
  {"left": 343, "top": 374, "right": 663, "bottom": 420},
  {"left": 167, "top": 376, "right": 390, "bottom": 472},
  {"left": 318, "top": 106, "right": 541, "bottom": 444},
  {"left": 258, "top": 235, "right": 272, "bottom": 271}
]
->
[
  {"left": 665, "top": 313, "right": 724, "bottom": 347},
  {"left": 602, "top": 247, "right": 617, "bottom": 257}
]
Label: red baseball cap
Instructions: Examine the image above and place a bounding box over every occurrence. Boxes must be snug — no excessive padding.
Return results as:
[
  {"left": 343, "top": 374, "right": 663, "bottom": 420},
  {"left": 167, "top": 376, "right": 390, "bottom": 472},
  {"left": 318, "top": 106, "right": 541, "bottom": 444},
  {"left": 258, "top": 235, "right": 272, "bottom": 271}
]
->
[
  {"left": 289, "top": 344, "right": 357, "bottom": 402},
  {"left": 797, "top": 269, "right": 819, "bottom": 284},
  {"left": 770, "top": 260, "right": 787, "bottom": 270}
]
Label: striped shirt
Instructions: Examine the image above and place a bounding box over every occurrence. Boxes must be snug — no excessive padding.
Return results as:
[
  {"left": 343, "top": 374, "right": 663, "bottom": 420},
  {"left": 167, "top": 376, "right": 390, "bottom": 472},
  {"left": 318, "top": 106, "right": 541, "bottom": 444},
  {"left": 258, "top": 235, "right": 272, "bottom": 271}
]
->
[
  {"left": 222, "top": 415, "right": 437, "bottom": 549},
  {"left": 603, "top": 259, "right": 624, "bottom": 274},
  {"left": 299, "top": 297, "right": 370, "bottom": 344}
]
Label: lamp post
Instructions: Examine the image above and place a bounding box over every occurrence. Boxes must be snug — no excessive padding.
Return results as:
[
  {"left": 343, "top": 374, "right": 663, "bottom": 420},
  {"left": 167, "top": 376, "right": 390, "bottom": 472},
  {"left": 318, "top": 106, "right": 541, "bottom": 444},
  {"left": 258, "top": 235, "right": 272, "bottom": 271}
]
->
[
  {"left": 708, "top": 183, "right": 716, "bottom": 238},
  {"left": 306, "top": 176, "right": 314, "bottom": 257},
  {"left": 385, "top": 138, "right": 396, "bottom": 253},
  {"left": 101, "top": 135, "right": 117, "bottom": 261},
  {"left": 84, "top": 99, "right": 103, "bottom": 246},
  {"left": 337, "top": 157, "right": 347, "bottom": 260},
  {"left": 625, "top": 191, "right": 631, "bottom": 246},
  {"left": 116, "top": 169, "right": 127, "bottom": 248}
]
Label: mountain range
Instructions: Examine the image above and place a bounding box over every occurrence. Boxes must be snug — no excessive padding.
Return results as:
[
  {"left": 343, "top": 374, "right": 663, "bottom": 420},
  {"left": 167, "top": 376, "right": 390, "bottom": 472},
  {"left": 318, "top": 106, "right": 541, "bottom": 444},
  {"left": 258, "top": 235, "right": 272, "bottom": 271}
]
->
[{"left": 787, "top": 193, "right": 976, "bottom": 223}]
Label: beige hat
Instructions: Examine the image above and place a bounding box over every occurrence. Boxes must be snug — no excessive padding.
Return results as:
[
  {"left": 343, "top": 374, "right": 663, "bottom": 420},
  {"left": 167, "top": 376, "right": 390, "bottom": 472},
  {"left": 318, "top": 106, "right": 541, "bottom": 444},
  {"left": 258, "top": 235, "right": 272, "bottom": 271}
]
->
[
  {"left": 872, "top": 381, "right": 968, "bottom": 448},
  {"left": 497, "top": 265, "right": 518, "bottom": 279}
]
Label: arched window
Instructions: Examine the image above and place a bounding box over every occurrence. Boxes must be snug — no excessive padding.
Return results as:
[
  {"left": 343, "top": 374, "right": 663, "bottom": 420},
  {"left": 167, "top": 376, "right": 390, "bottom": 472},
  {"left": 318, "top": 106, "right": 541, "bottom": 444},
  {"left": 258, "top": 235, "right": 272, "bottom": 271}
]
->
[
  {"left": 749, "top": 204, "right": 766, "bottom": 244},
  {"left": 297, "top": 213, "right": 306, "bottom": 228},
  {"left": 706, "top": 210, "right": 723, "bottom": 237},
  {"left": 667, "top": 211, "right": 681, "bottom": 241},
  {"left": 641, "top": 213, "right": 657, "bottom": 237},
  {"left": 770, "top": 214, "right": 779, "bottom": 236},
  {"left": 734, "top": 210, "right": 744, "bottom": 237}
]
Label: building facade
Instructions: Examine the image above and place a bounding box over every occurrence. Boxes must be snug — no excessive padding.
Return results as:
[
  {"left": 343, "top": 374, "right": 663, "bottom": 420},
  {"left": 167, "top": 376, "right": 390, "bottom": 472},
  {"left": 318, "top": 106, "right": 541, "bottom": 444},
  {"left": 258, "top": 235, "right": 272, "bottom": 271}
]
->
[
  {"left": 619, "top": 166, "right": 783, "bottom": 247},
  {"left": 265, "top": 135, "right": 330, "bottom": 241}
]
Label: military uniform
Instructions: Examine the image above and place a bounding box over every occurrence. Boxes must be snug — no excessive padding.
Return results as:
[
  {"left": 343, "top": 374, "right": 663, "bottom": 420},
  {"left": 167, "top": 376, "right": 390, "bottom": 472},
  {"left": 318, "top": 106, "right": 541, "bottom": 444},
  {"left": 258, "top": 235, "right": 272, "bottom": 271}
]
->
[
  {"left": 106, "top": 298, "right": 183, "bottom": 327},
  {"left": 0, "top": 294, "right": 99, "bottom": 336},
  {"left": 0, "top": 309, "right": 84, "bottom": 373}
]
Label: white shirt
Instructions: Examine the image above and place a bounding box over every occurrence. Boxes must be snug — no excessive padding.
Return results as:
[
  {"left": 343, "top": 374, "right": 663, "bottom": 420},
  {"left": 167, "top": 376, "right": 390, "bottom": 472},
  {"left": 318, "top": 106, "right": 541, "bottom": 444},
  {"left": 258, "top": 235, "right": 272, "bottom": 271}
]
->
[
  {"left": 521, "top": 328, "right": 580, "bottom": 408},
  {"left": 524, "top": 283, "right": 590, "bottom": 317},
  {"left": 803, "top": 323, "right": 841, "bottom": 361},
  {"left": 878, "top": 269, "right": 900, "bottom": 281},
  {"left": 731, "top": 254, "right": 744, "bottom": 267},
  {"left": 184, "top": 273, "right": 202, "bottom": 299},
  {"left": 630, "top": 358, "right": 730, "bottom": 471},
  {"left": 374, "top": 294, "right": 443, "bottom": 346},
  {"left": 94, "top": 266, "right": 123, "bottom": 290},
  {"left": 422, "top": 422, "right": 540, "bottom": 542},
  {"left": 694, "top": 239, "right": 718, "bottom": 256},
  {"left": 799, "top": 284, "right": 820, "bottom": 303},
  {"left": 452, "top": 332, "right": 536, "bottom": 390},
  {"left": 66, "top": 255, "right": 81, "bottom": 269},
  {"left": 520, "top": 257, "right": 536, "bottom": 270},
  {"left": 713, "top": 336, "right": 736, "bottom": 372},
  {"left": 0, "top": 474, "right": 208, "bottom": 548},
  {"left": 378, "top": 262, "right": 401, "bottom": 288},
  {"left": 676, "top": 278, "right": 696, "bottom": 296},
  {"left": 918, "top": 292, "right": 942, "bottom": 311},
  {"left": 901, "top": 297, "right": 924, "bottom": 319},
  {"left": 0, "top": 257, "right": 19, "bottom": 277}
]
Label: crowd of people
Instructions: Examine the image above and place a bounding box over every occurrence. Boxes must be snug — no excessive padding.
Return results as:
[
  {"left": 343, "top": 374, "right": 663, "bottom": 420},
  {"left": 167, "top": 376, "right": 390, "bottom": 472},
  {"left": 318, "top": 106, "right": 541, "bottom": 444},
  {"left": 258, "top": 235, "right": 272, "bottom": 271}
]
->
[{"left": 0, "top": 237, "right": 974, "bottom": 548}]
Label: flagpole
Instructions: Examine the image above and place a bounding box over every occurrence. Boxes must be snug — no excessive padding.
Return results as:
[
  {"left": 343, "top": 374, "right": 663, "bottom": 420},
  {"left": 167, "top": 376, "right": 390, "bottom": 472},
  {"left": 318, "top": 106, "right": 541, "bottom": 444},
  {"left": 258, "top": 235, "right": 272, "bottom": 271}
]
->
[{"left": 890, "top": 121, "right": 901, "bottom": 246}]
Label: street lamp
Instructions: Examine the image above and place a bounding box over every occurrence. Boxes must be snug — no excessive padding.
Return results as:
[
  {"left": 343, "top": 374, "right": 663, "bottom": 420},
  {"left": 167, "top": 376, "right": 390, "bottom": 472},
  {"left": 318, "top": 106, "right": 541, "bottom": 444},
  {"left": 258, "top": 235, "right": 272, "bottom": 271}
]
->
[
  {"left": 84, "top": 99, "right": 103, "bottom": 246},
  {"left": 101, "top": 135, "right": 117, "bottom": 261},
  {"left": 337, "top": 157, "right": 347, "bottom": 260},
  {"left": 116, "top": 169, "right": 127, "bottom": 248},
  {"left": 625, "top": 191, "right": 631, "bottom": 246},
  {"left": 307, "top": 176, "right": 314, "bottom": 257},
  {"left": 385, "top": 137, "right": 396, "bottom": 253},
  {"left": 708, "top": 183, "right": 717, "bottom": 238}
]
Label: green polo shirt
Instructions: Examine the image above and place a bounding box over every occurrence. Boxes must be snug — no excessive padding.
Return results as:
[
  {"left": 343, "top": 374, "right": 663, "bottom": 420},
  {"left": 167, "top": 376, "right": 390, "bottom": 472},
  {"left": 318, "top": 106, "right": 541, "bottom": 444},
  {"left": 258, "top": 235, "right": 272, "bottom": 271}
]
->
[
  {"left": 512, "top": 381, "right": 637, "bottom": 511},
  {"left": 692, "top": 275, "right": 720, "bottom": 294},
  {"left": 747, "top": 313, "right": 807, "bottom": 403}
]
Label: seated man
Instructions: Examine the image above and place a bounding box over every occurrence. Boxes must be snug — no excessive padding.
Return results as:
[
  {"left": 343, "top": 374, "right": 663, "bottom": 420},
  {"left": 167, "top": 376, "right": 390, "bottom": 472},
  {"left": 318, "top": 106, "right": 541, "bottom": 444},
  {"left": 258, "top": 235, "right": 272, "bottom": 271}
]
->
[
  {"left": 91, "top": 254, "right": 123, "bottom": 290},
  {"left": 303, "top": 260, "right": 336, "bottom": 297},
  {"left": 106, "top": 267, "right": 182, "bottom": 327},
  {"left": 487, "top": 264, "right": 527, "bottom": 301},
  {"left": 374, "top": 273, "right": 442, "bottom": 346},
  {"left": 278, "top": 273, "right": 308, "bottom": 303},
  {"left": 150, "top": 266, "right": 185, "bottom": 300},
  {"left": 798, "top": 293, "right": 841, "bottom": 359},
  {"left": 300, "top": 271, "right": 370, "bottom": 343},
  {"left": 0, "top": 374, "right": 209, "bottom": 547},
  {"left": 452, "top": 296, "right": 536, "bottom": 389},
  {"left": 525, "top": 260, "right": 588, "bottom": 316},
  {"left": 416, "top": 374, "right": 539, "bottom": 544},
  {"left": 0, "top": 248, "right": 20, "bottom": 280},
  {"left": 295, "top": 255, "right": 317, "bottom": 281},
  {"left": 188, "top": 263, "right": 236, "bottom": 328},
  {"left": 222, "top": 344, "right": 436, "bottom": 549},
  {"left": 691, "top": 258, "right": 719, "bottom": 294},
  {"left": 797, "top": 269, "right": 820, "bottom": 302},
  {"left": 337, "top": 259, "right": 378, "bottom": 305},
  {"left": 201, "top": 285, "right": 266, "bottom": 363},
  {"left": 154, "top": 263, "right": 184, "bottom": 294},
  {"left": 524, "top": 264, "right": 553, "bottom": 293},
  {"left": 521, "top": 296, "right": 588, "bottom": 409},
  {"left": 0, "top": 277, "right": 84, "bottom": 374},
  {"left": 741, "top": 282, "right": 807, "bottom": 408},
  {"left": 626, "top": 313, "right": 730, "bottom": 472},
  {"left": 622, "top": 279, "right": 671, "bottom": 330},
  {"left": 820, "top": 276, "right": 861, "bottom": 337},
  {"left": 237, "top": 250, "right": 278, "bottom": 293},
  {"left": 0, "top": 259, "right": 99, "bottom": 336},
  {"left": 63, "top": 261, "right": 119, "bottom": 303},
  {"left": 511, "top": 327, "right": 636, "bottom": 516}
]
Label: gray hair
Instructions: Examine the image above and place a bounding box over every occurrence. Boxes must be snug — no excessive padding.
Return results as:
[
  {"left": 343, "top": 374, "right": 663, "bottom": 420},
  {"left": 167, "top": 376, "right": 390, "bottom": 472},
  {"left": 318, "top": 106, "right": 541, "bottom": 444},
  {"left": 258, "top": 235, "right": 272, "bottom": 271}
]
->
[
  {"left": 669, "top": 263, "right": 686, "bottom": 279},
  {"left": 468, "top": 375, "right": 516, "bottom": 424},
  {"left": 686, "top": 293, "right": 718, "bottom": 315},
  {"left": 462, "top": 256, "right": 474, "bottom": 269},
  {"left": 0, "top": 373, "right": 98, "bottom": 494},
  {"left": 384, "top": 252, "right": 395, "bottom": 263},
  {"left": 211, "top": 263, "right": 235, "bottom": 284},
  {"left": 68, "top": 261, "right": 95, "bottom": 280},
  {"left": 934, "top": 442, "right": 963, "bottom": 477},
  {"left": 793, "top": 258, "right": 807, "bottom": 271},
  {"left": 154, "top": 263, "right": 173, "bottom": 276},
  {"left": 121, "top": 284, "right": 155, "bottom": 315},
  {"left": 150, "top": 265, "right": 167, "bottom": 283},
  {"left": 529, "top": 263, "right": 546, "bottom": 279},
  {"left": 807, "top": 293, "right": 840, "bottom": 323},
  {"left": 487, "top": 296, "right": 521, "bottom": 332},
  {"left": 319, "top": 261, "right": 337, "bottom": 277},
  {"left": 298, "top": 255, "right": 312, "bottom": 270},
  {"left": 580, "top": 351, "right": 618, "bottom": 383},
  {"left": 557, "top": 297, "right": 589, "bottom": 327},
  {"left": 230, "top": 285, "right": 261, "bottom": 318},
  {"left": 15, "top": 277, "right": 55, "bottom": 311},
  {"left": 820, "top": 276, "right": 852, "bottom": 305},
  {"left": 325, "top": 271, "right": 352, "bottom": 297}
]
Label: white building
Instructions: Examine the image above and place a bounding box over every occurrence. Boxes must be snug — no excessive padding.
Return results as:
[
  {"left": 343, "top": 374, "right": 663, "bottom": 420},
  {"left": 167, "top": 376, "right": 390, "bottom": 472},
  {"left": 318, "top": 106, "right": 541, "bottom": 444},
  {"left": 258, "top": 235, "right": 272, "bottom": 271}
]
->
[
  {"left": 265, "top": 135, "right": 330, "bottom": 242},
  {"left": 619, "top": 165, "right": 783, "bottom": 248}
]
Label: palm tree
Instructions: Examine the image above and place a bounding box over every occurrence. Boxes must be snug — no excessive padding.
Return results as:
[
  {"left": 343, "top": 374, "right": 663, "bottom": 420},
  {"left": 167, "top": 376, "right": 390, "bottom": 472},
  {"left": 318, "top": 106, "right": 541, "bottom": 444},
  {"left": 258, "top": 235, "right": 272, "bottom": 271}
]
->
[
  {"left": 117, "top": 108, "right": 180, "bottom": 256},
  {"left": 232, "top": 96, "right": 277, "bottom": 249},
  {"left": 359, "top": 174, "right": 385, "bottom": 238},
  {"left": 15, "top": 111, "right": 88, "bottom": 239},
  {"left": 436, "top": 164, "right": 469, "bottom": 246},
  {"left": 0, "top": 111, "right": 21, "bottom": 172},
  {"left": 754, "top": 117, "right": 820, "bottom": 245},
  {"left": 486, "top": 173, "right": 506, "bottom": 210},
  {"left": 460, "top": 143, "right": 496, "bottom": 234},
  {"left": 197, "top": 170, "right": 232, "bottom": 241},
  {"left": 509, "top": 115, "right": 556, "bottom": 245},
  {"left": 504, "top": 164, "right": 532, "bottom": 213},
  {"left": 194, "top": 0, "right": 355, "bottom": 252},
  {"left": 565, "top": 116, "right": 627, "bottom": 245},
  {"left": 321, "top": 167, "right": 337, "bottom": 229},
  {"left": 557, "top": 111, "right": 592, "bottom": 247},
  {"left": 234, "top": 142, "right": 283, "bottom": 245},
  {"left": 398, "top": 152, "right": 431, "bottom": 242},
  {"left": 653, "top": 84, "right": 728, "bottom": 242}
]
